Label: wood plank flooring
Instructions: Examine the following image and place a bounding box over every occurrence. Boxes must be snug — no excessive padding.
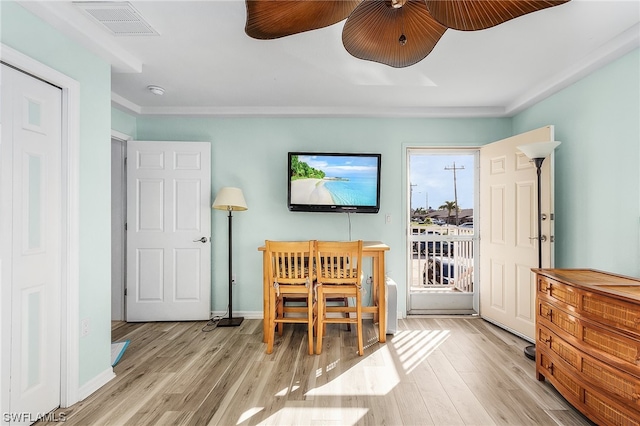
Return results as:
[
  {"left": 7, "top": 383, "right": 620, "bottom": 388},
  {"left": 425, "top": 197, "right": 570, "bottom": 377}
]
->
[{"left": 38, "top": 317, "right": 594, "bottom": 425}]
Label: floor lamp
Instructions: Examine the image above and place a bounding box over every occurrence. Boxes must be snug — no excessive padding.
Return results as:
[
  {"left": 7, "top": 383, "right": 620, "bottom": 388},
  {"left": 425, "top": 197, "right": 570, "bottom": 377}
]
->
[
  {"left": 517, "top": 141, "right": 561, "bottom": 360},
  {"left": 213, "top": 187, "right": 248, "bottom": 327}
]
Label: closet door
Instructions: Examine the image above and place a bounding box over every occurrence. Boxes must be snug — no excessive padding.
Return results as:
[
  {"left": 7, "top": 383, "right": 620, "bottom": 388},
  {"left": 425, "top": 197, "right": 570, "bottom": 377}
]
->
[{"left": 1, "top": 63, "right": 62, "bottom": 421}]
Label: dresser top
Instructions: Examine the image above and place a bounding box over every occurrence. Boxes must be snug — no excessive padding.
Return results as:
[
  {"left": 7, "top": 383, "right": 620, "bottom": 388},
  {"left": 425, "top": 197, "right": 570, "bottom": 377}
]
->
[{"left": 533, "top": 268, "right": 640, "bottom": 303}]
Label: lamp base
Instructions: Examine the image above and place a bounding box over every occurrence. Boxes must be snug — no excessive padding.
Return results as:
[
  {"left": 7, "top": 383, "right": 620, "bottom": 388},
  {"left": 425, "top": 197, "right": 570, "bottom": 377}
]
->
[
  {"left": 524, "top": 344, "right": 536, "bottom": 360},
  {"left": 217, "top": 317, "right": 244, "bottom": 327}
]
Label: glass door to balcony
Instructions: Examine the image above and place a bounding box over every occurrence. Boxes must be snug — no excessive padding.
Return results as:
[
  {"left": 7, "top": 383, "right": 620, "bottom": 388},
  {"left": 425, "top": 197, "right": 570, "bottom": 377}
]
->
[{"left": 407, "top": 149, "right": 478, "bottom": 315}]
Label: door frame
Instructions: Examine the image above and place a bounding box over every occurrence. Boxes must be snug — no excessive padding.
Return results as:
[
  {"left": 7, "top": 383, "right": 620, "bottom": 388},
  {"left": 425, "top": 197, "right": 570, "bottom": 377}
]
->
[
  {"left": 1, "top": 44, "right": 81, "bottom": 408},
  {"left": 111, "top": 131, "right": 131, "bottom": 322},
  {"left": 404, "top": 147, "right": 480, "bottom": 315}
]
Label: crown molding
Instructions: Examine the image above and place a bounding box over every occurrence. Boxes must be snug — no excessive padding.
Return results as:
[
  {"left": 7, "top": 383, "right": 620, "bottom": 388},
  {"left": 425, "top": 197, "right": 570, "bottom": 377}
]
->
[
  {"left": 111, "top": 105, "right": 507, "bottom": 119},
  {"left": 506, "top": 23, "right": 640, "bottom": 116},
  {"left": 112, "top": 23, "right": 639, "bottom": 119}
]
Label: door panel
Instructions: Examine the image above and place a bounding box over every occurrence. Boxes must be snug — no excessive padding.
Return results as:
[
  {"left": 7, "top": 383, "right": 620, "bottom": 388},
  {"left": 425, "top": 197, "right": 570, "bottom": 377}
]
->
[
  {"left": 479, "top": 126, "right": 554, "bottom": 340},
  {"left": 1, "top": 63, "right": 62, "bottom": 421},
  {"left": 126, "top": 141, "right": 211, "bottom": 321}
]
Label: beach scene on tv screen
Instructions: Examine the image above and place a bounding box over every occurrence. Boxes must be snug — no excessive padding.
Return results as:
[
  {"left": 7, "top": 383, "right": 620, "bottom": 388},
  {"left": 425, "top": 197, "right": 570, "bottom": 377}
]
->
[{"left": 290, "top": 154, "right": 378, "bottom": 206}]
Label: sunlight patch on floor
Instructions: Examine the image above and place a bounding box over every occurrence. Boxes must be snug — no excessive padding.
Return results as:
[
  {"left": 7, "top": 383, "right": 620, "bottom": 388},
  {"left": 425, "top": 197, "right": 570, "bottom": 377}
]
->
[
  {"left": 391, "top": 329, "right": 450, "bottom": 374},
  {"left": 256, "top": 405, "right": 368, "bottom": 426},
  {"left": 237, "top": 407, "right": 264, "bottom": 424},
  {"left": 306, "top": 346, "right": 400, "bottom": 396}
]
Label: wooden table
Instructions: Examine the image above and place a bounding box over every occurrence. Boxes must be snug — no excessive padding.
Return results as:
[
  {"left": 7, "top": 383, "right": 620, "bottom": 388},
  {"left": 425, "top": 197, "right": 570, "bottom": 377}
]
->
[{"left": 258, "top": 241, "right": 390, "bottom": 344}]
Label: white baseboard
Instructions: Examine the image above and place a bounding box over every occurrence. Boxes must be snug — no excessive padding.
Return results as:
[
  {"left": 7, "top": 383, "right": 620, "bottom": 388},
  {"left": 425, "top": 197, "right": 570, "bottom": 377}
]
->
[{"left": 77, "top": 367, "right": 115, "bottom": 402}]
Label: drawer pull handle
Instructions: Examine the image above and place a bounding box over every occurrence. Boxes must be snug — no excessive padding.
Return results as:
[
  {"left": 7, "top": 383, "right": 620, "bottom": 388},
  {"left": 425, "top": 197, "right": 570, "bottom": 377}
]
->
[
  {"left": 546, "top": 364, "right": 553, "bottom": 373},
  {"left": 544, "top": 337, "right": 552, "bottom": 345},
  {"left": 633, "top": 393, "right": 640, "bottom": 401},
  {"left": 545, "top": 309, "right": 553, "bottom": 318}
]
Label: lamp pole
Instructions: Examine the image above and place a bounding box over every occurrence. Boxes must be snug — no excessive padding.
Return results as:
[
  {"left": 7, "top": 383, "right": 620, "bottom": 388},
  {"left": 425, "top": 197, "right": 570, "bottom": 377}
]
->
[
  {"left": 523, "top": 157, "right": 546, "bottom": 360},
  {"left": 517, "top": 140, "right": 560, "bottom": 361}
]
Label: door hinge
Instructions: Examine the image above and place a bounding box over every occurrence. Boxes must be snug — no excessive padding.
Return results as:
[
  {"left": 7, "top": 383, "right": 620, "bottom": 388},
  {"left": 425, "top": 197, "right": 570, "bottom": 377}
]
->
[
  {"left": 550, "top": 236, "right": 555, "bottom": 243},
  {"left": 125, "top": 222, "right": 127, "bottom": 231},
  {"left": 550, "top": 213, "right": 554, "bottom": 220},
  {"left": 124, "top": 288, "right": 127, "bottom": 296},
  {"left": 124, "top": 157, "right": 127, "bottom": 166}
]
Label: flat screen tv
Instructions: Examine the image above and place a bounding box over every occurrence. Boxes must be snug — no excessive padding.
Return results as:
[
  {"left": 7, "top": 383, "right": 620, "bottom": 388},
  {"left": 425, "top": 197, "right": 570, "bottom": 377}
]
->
[{"left": 288, "top": 152, "right": 381, "bottom": 213}]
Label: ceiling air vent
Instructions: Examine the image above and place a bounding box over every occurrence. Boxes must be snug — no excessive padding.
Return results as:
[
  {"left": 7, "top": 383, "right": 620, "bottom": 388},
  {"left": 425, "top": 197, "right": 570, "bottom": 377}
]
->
[{"left": 73, "top": 1, "right": 159, "bottom": 36}]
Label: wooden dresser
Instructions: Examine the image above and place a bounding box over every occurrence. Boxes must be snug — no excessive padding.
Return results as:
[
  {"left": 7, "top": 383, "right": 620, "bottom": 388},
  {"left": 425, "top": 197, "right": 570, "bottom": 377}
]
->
[{"left": 533, "top": 269, "right": 640, "bottom": 425}]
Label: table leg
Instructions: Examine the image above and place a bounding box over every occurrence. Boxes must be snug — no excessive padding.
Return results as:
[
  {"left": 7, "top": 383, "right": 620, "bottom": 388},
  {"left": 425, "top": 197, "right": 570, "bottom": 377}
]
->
[
  {"left": 377, "top": 253, "right": 386, "bottom": 343},
  {"left": 262, "top": 250, "right": 269, "bottom": 343}
]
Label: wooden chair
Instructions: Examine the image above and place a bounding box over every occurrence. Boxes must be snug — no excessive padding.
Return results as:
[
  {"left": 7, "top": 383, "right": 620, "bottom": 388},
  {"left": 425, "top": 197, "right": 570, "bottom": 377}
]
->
[
  {"left": 265, "top": 240, "right": 316, "bottom": 355},
  {"left": 315, "top": 240, "right": 364, "bottom": 356}
]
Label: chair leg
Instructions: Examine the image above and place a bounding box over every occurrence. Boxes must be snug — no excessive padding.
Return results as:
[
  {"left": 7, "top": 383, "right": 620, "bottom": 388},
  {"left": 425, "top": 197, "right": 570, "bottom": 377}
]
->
[
  {"left": 316, "top": 287, "right": 324, "bottom": 354},
  {"left": 277, "top": 295, "right": 284, "bottom": 336},
  {"left": 343, "top": 297, "right": 351, "bottom": 332},
  {"left": 306, "top": 292, "right": 314, "bottom": 355},
  {"left": 267, "top": 288, "right": 277, "bottom": 354},
  {"left": 356, "top": 289, "right": 363, "bottom": 356}
]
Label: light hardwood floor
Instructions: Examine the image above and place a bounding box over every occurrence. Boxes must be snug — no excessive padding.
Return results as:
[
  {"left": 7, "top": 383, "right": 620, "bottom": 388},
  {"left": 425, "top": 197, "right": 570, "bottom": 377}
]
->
[{"left": 39, "top": 317, "right": 593, "bottom": 425}]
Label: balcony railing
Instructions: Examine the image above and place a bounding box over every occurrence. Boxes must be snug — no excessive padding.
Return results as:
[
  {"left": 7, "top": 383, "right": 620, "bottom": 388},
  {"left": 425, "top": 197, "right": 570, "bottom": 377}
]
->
[{"left": 410, "top": 225, "right": 474, "bottom": 293}]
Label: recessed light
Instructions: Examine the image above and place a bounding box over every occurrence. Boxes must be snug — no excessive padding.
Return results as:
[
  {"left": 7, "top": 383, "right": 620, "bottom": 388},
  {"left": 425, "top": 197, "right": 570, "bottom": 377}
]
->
[{"left": 147, "top": 85, "right": 165, "bottom": 96}]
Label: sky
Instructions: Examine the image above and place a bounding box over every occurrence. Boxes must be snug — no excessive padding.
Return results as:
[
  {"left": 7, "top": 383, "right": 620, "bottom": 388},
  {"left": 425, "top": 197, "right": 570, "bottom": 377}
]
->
[
  {"left": 409, "top": 153, "right": 474, "bottom": 210},
  {"left": 299, "top": 154, "right": 379, "bottom": 178}
]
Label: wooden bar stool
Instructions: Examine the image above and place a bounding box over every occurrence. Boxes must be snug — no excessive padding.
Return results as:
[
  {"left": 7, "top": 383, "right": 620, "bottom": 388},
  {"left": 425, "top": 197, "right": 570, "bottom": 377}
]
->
[
  {"left": 315, "top": 240, "right": 364, "bottom": 356},
  {"left": 265, "top": 240, "right": 316, "bottom": 355}
]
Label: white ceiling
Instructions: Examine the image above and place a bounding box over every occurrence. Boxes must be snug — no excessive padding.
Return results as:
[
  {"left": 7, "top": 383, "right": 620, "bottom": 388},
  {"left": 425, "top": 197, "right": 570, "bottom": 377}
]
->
[{"left": 20, "top": 0, "right": 640, "bottom": 118}]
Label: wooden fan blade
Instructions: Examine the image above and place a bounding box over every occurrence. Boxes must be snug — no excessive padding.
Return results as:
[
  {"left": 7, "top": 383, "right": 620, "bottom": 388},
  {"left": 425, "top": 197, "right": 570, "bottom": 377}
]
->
[
  {"left": 245, "top": 0, "right": 360, "bottom": 39},
  {"left": 425, "top": 0, "right": 571, "bottom": 31},
  {"left": 342, "top": 0, "right": 447, "bottom": 68}
]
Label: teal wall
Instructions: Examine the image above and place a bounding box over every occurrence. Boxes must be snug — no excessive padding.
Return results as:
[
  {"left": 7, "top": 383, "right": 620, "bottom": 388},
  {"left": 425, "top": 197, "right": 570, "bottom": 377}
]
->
[
  {"left": 2, "top": 2, "right": 113, "bottom": 386},
  {"left": 514, "top": 49, "right": 640, "bottom": 277},
  {"left": 111, "top": 108, "right": 137, "bottom": 139},
  {"left": 133, "top": 117, "right": 512, "bottom": 314}
]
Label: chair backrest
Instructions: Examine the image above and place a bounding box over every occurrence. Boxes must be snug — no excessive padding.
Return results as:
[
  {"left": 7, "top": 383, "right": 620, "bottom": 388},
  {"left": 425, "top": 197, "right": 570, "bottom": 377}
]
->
[
  {"left": 315, "top": 240, "right": 363, "bottom": 286},
  {"left": 265, "top": 240, "right": 315, "bottom": 286}
]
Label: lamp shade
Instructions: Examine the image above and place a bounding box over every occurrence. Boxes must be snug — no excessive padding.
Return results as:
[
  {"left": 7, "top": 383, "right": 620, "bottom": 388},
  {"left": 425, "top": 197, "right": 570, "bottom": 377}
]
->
[
  {"left": 517, "top": 141, "right": 561, "bottom": 159},
  {"left": 212, "top": 187, "right": 248, "bottom": 211}
]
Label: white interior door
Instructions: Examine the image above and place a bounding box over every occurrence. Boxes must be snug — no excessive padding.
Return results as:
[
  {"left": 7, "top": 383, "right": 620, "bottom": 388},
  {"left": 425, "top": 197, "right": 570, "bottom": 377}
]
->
[
  {"left": 1, "top": 64, "right": 62, "bottom": 422},
  {"left": 479, "top": 126, "right": 555, "bottom": 340},
  {"left": 126, "top": 141, "right": 211, "bottom": 321}
]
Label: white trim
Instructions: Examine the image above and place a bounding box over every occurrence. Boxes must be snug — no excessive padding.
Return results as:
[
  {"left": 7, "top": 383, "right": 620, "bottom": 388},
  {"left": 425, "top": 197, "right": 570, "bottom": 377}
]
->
[
  {"left": 77, "top": 368, "right": 115, "bottom": 402},
  {"left": 1, "top": 44, "right": 81, "bottom": 408},
  {"left": 110, "top": 24, "right": 640, "bottom": 119},
  {"left": 111, "top": 129, "right": 132, "bottom": 142},
  {"left": 506, "top": 23, "right": 640, "bottom": 116}
]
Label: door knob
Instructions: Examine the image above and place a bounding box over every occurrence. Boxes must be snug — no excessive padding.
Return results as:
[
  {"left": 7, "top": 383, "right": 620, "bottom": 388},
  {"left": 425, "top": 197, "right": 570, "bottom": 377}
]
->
[{"left": 193, "top": 237, "right": 208, "bottom": 243}]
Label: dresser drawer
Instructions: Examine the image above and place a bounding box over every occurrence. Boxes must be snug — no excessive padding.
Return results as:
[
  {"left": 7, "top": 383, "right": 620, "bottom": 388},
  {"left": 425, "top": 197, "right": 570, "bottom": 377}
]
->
[
  {"left": 538, "top": 300, "right": 640, "bottom": 377},
  {"left": 538, "top": 276, "right": 579, "bottom": 309},
  {"left": 581, "top": 290, "right": 640, "bottom": 338},
  {"left": 537, "top": 325, "right": 640, "bottom": 411},
  {"left": 538, "top": 348, "right": 640, "bottom": 426}
]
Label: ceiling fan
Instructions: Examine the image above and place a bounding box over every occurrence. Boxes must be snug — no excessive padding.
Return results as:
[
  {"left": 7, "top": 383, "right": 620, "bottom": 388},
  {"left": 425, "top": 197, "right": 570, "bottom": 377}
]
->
[{"left": 245, "top": 0, "right": 571, "bottom": 68}]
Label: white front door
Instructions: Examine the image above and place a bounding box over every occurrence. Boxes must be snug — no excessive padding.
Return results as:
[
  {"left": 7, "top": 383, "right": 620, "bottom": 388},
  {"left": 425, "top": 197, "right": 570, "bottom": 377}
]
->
[
  {"left": 1, "top": 64, "right": 62, "bottom": 422},
  {"left": 479, "top": 126, "right": 555, "bottom": 340},
  {"left": 126, "top": 141, "right": 211, "bottom": 321}
]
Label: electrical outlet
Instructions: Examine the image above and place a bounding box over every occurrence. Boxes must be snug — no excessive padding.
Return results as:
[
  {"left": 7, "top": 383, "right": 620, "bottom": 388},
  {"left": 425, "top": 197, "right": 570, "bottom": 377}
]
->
[{"left": 81, "top": 318, "right": 90, "bottom": 337}]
